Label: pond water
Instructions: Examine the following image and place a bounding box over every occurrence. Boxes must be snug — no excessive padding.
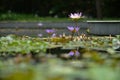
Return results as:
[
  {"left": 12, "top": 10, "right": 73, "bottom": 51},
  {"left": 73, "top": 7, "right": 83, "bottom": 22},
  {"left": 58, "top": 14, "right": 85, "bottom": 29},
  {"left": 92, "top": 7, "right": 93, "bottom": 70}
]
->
[{"left": 0, "top": 22, "right": 88, "bottom": 37}]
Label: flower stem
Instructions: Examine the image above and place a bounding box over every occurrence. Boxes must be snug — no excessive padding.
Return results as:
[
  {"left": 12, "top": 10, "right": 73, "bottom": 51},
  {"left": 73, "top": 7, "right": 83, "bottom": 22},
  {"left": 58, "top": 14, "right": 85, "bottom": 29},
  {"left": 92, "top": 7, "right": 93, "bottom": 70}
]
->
[
  {"left": 71, "top": 32, "right": 74, "bottom": 41},
  {"left": 75, "top": 20, "right": 80, "bottom": 36}
]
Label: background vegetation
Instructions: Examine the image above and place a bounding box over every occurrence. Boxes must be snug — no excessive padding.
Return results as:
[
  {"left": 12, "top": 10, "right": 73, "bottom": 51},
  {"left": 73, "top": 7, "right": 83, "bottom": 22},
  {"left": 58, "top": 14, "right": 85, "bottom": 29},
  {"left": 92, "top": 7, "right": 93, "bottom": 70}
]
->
[{"left": 0, "top": 0, "right": 120, "bottom": 19}]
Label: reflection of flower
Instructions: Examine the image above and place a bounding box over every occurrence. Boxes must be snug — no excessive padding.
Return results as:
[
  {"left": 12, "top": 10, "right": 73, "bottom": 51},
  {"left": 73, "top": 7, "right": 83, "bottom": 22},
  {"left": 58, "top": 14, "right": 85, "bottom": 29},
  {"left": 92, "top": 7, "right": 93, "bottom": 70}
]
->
[
  {"left": 68, "top": 50, "right": 80, "bottom": 56},
  {"left": 45, "top": 29, "right": 55, "bottom": 34},
  {"left": 67, "top": 26, "right": 79, "bottom": 33},
  {"left": 69, "top": 12, "right": 82, "bottom": 19}
]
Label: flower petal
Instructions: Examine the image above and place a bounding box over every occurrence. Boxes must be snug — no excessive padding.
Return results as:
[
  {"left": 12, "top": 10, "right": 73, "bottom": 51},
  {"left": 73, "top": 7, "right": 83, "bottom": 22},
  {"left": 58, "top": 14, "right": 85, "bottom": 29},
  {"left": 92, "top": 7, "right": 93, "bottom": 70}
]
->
[
  {"left": 75, "top": 50, "right": 80, "bottom": 56},
  {"left": 67, "top": 26, "right": 74, "bottom": 31},
  {"left": 69, "top": 12, "right": 82, "bottom": 19},
  {"left": 45, "top": 29, "right": 55, "bottom": 34},
  {"left": 68, "top": 51, "right": 74, "bottom": 56},
  {"left": 75, "top": 27, "right": 80, "bottom": 32}
]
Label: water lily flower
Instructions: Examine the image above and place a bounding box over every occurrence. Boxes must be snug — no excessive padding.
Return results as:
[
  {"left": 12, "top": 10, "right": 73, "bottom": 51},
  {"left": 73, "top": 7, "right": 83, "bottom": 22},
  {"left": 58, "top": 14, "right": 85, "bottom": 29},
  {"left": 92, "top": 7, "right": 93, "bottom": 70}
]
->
[
  {"left": 45, "top": 29, "right": 55, "bottom": 34},
  {"left": 69, "top": 12, "right": 82, "bottom": 19},
  {"left": 37, "top": 23, "right": 43, "bottom": 26},
  {"left": 51, "top": 33, "right": 56, "bottom": 37},
  {"left": 67, "top": 26, "right": 80, "bottom": 33},
  {"left": 38, "top": 33, "right": 43, "bottom": 37},
  {"left": 68, "top": 50, "right": 80, "bottom": 56}
]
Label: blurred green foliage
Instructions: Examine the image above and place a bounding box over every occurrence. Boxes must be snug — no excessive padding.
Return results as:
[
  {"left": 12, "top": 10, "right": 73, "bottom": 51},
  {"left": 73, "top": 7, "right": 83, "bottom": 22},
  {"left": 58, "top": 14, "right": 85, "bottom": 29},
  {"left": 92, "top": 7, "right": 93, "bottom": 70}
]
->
[
  {"left": 0, "top": 35, "right": 120, "bottom": 80},
  {"left": 0, "top": 0, "right": 120, "bottom": 18},
  {"left": 0, "top": 35, "right": 48, "bottom": 54}
]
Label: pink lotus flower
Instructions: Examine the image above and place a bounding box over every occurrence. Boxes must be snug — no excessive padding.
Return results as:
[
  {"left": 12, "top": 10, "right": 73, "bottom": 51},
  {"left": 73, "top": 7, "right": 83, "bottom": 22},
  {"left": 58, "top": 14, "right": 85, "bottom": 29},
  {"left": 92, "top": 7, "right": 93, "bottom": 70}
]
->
[
  {"left": 45, "top": 29, "right": 55, "bottom": 34},
  {"left": 67, "top": 26, "right": 80, "bottom": 33},
  {"left": 69, "top": 12, "right": 82, "bottom": 19}
]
